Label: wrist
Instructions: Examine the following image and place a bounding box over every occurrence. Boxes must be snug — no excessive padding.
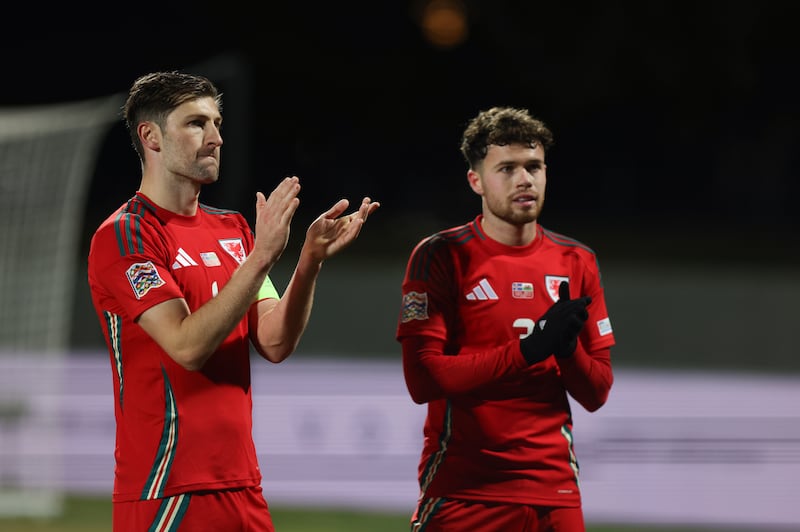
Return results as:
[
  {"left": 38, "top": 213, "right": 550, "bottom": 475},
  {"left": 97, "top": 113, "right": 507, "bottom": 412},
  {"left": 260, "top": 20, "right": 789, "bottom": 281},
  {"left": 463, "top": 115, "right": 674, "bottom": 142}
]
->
[{"left": 296, "top": 248, "right": 323, "bottom": 277}]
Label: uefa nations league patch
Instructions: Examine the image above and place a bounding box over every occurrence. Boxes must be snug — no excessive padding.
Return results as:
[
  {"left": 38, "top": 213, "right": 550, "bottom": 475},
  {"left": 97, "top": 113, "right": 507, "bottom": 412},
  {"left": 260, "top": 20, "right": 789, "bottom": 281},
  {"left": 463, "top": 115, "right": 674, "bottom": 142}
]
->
[
  {"left": 401, "top": 291, "right": 429, "bottom": 322},
  {"left": 126, "top": 261, "right": 166, "bottom": 300}
]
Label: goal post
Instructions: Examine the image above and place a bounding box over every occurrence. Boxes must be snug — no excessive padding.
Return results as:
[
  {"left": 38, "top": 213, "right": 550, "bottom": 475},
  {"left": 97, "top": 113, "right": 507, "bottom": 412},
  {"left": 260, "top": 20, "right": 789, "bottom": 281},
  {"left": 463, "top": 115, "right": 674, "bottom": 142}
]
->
[
  {"left": 0, "top": 94, "right": 124, "bottom": 351},
  {"left": 0, "top": 54, "right": 252, "bottom": 518},
  {"left": 0, "top": 94, "right": 123, "bottom": 516}
]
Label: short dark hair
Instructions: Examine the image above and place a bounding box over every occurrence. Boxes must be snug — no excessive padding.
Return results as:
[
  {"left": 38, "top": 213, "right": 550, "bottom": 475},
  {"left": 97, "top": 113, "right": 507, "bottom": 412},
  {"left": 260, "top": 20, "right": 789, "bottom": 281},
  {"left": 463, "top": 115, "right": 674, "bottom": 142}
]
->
[
  {"left": 460, "top": 107, "right": 554, "bottom": 169},
  {"left": 123, "top": 71, "right": 222, "bottom": 161}
]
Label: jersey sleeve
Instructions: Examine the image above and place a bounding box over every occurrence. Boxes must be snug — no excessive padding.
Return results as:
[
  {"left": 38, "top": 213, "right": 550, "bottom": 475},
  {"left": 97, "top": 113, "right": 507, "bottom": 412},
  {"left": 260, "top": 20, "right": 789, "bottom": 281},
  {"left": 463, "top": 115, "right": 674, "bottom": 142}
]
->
[
  {"left": 396, "top": 235, "right": 454, "bottom": 342},
  {"left": 559, "top": 249, "right": 615, "bottom": 411},
  {"left": 574, "top": 250, "right": 615, "bottom": 352},
  {"left": 88, "top": 211, "right": 184, "bottom": 322},
  {"left": 397, "top": 235, "right": 528, "bottom": 403}
]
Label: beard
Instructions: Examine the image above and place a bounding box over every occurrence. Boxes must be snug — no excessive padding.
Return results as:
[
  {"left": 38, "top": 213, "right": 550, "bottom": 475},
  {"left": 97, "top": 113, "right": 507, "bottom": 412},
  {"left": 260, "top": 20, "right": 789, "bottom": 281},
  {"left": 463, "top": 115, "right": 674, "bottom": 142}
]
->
[
  {"left": 161, "top": 143, "right": 220, "bottom": 184},
  {"left": 486, "top": 197, "right": 541, "bottom": 226},
  {"left": 170, "top": 158, "right": 219, "bottom": 185},
  {"left": 192, "top": 162, "right": 219, "bottom": 184}
]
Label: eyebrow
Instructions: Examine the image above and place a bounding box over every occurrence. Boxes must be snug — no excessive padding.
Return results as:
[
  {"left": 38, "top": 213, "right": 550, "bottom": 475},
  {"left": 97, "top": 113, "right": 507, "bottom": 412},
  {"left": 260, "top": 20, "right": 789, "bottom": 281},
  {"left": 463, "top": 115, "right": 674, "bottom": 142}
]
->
[
  {"left": 182, "top": 112, "right": 222, "bottom": 124},
  {"left": 491, "top": 157, "right": 543, "bottom": 169}
]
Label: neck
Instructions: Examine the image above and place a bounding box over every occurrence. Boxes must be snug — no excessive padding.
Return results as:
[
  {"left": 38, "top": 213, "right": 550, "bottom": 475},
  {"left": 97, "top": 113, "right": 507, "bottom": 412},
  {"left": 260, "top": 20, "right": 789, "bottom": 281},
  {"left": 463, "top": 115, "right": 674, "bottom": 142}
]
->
[
  {"left": 138, "top": 173, "right": 201, "bottom": 216},
  {"left": 479, "top": 214, "right": 537, "bottom": 246}
]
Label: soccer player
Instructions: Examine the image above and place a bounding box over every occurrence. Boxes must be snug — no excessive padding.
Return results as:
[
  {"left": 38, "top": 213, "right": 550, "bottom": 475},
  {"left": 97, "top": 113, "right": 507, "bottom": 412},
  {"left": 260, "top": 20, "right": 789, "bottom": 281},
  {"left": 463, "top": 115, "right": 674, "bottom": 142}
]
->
[
  {"left": 87, "top": 71, "right": 379, "bottom": 531},
  {"left": 396, "top": 106, "right": 614, "bottom": 531}
]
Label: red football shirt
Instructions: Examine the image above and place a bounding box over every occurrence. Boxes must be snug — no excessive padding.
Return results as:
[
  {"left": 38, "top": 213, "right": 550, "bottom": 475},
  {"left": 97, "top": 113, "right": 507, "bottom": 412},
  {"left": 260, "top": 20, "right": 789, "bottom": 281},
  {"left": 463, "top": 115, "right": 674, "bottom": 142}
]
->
[
  {"left": 397, "top": 215, "right": 615, "bottom": 507},
  {"left": 88, "top": 192, "right": 274, "bottom": 502}
]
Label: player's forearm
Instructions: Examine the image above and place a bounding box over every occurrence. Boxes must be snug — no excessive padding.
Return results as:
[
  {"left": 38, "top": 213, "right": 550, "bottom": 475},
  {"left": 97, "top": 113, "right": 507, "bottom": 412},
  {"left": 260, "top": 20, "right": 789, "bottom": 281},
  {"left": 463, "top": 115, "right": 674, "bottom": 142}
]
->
[
  {"left": 253, "top": 251, "right": 323, "bottom": 363},
  {"left": 403, "top": 337, "right": 526, "bottom": 403},
  {"left": 165, "top": 256, "right": 270, "bottom": 370},
  {"left": 557, "top": 347, "right": 613, "bottom": 411}
]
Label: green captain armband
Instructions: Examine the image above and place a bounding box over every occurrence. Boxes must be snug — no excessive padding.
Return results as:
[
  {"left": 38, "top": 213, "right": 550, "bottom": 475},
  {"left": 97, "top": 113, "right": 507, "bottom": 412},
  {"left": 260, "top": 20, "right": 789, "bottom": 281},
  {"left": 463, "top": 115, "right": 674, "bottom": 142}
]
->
[{"left": 255, "top": 276, "right": 280, "bottom": 302}]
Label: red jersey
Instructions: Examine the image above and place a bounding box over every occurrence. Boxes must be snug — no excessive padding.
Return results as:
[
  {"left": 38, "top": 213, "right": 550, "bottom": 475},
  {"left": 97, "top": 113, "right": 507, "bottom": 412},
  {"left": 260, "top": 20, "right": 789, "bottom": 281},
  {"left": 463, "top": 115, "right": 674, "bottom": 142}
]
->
[
  {"left": 87, "top": 192, "right": 276, "bottom": 502},
  {"left": 396, "top": 215, "right": 615, "bottom": 507}
]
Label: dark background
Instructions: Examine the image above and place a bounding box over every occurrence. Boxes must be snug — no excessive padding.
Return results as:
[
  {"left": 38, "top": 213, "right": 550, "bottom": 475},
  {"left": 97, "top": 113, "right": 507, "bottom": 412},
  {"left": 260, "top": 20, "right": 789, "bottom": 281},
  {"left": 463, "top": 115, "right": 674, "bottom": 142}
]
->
[
  {"left": 7, "top": 1, "right": 800, "bottom": 250},
  {"left": 4, "top": 1, "right": 799, "bottom": 366}
]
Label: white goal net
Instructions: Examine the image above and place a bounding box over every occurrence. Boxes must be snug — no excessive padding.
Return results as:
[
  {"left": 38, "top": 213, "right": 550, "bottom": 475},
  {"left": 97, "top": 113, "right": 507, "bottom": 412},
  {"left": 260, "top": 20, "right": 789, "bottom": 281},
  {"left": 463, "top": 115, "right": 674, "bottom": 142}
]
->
[{"left": 0, "top": 95, "right": 123, "bottom": 516}]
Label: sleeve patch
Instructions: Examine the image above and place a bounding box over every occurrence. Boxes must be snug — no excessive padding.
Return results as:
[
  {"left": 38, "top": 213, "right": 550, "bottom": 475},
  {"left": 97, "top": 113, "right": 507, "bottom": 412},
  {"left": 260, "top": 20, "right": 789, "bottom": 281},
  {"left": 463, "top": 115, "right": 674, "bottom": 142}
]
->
[
  {"left": 597, "top": 317, "right": 613, "bottom": 336},
  {"left": 126, "top": 261, "right": 166, "bottom": 300},
  {"left": 401, "top": 291, "right": 429, "bottom": 323}
]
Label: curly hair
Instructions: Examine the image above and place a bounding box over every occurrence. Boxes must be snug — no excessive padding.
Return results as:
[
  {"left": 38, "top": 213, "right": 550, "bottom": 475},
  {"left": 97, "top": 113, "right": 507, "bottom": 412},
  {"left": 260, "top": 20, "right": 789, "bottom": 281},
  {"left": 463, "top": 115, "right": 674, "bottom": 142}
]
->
[
  {"left": 123, "top": 71, "right": 222, "bottom": 162},
  {"left": 460, "top": 107, "right": 554, "bottom": 169}
]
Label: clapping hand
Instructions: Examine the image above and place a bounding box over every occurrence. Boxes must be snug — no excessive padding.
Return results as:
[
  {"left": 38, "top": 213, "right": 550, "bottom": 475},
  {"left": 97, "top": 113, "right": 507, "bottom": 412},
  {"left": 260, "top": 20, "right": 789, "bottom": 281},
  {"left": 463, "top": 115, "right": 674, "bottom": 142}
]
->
[
  {"left": 303, "top": 196, "right": 380, "bottom": 262},
  {"left": 519, "top": 281, "right": 591, "bottom": 364}
]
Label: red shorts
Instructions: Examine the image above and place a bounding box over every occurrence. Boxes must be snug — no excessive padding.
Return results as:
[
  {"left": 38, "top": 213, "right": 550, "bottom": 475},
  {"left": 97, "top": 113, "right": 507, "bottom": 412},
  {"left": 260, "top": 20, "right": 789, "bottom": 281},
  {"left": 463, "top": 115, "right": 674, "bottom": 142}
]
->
[
  {"left": 113, "top": 485, "right": 275, "bottom": 532},
  {"left": 412, "top": 497, "right": 585, "bottom": 532}
]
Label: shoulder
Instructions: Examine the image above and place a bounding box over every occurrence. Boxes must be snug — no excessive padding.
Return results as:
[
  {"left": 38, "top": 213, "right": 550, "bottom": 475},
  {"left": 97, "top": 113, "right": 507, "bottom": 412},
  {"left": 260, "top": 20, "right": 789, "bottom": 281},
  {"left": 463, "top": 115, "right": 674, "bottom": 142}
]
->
[
  {"left": 539, "top": 226, "right": 597, "bottom": 257},
  {"left": 198, "top": 203, "right": 244, "bottom": 218},
  {"left": 539, "top": 226, "right": 604, "bottom": 274},
  {"left": 90, "top": 196, "right": 162, "bottom": 257},
  {"left": 405, "top": 223, "right": 476, "bottom": 282},
  {"left": 413, "top": 222, "right": 475, "bottom": 255},
  {"left": 199, "top": 203, "right": 250, "bottom": 230}
]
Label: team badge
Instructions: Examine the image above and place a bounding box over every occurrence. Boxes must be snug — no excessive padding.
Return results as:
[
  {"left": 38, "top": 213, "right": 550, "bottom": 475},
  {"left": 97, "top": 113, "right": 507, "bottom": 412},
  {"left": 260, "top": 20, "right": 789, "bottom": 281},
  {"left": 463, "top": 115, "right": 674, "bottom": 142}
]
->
[
  {"left": 126, "top": 261, "right": 165, "bottom": 300},
  {"left": 545, "top": 275, "right": 569, "bottom": 302},
  {"left": 512, "top": 282, "right": 534, "bottom": 299},
  {"left": 401, "top": 291, "right": 429, "bottom": 323},
  {"left": 219, "top": 238, "right": 246, "bottom": 265}
]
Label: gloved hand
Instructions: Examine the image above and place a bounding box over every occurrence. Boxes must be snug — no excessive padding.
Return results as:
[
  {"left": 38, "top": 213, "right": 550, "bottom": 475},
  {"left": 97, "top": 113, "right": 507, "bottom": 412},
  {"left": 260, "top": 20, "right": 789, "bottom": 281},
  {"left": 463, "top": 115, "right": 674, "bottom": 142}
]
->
[{"left": 519, "top": 281, "right": 591, "bottom": 364}]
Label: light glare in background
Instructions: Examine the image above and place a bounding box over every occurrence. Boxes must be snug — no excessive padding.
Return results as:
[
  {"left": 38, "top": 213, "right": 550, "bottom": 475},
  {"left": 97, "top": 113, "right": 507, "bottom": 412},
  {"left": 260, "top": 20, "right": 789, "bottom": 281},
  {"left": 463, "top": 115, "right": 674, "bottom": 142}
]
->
[{"left": 419, "top": 0, "right": 468, "bottom": 49}]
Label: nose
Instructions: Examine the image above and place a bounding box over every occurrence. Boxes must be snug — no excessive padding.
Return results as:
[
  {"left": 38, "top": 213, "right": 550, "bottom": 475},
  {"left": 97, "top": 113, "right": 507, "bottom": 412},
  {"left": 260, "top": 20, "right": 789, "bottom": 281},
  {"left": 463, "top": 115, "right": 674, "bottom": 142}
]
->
[
  {"left": 208, "top": 124, "right": 223, "bottom": 147},
  {"left": 516, "top": 168, "right": 534, "bottom": 187}
]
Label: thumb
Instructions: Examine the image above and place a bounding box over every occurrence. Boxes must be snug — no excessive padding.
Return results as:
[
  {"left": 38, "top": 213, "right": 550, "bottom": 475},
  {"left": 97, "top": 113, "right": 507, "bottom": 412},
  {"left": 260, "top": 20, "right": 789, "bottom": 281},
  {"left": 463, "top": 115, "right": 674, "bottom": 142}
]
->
[
  {"left": 559, "top": 280, "right": 571, "bottom": 301},
  {"left": 254, "top": 191, "right": 266, "bottom": 221},
  {"left": 255, "top": 191, "right": 267, "bottom": 209}
]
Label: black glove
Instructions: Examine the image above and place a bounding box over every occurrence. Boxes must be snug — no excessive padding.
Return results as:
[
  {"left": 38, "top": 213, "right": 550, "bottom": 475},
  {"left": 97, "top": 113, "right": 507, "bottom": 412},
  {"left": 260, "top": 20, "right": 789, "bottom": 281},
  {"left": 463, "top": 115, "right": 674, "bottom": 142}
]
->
[{"left": 519, "top": 281, "right": 591, "bottom": 364}]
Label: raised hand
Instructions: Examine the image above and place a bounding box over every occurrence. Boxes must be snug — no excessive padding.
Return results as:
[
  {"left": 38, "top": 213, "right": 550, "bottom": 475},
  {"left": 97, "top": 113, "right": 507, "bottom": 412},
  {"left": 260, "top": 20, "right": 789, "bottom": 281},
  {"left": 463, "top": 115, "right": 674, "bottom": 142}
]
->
[
  {"left": 302, "top": 196, "right": 380, "bottom": 262},
  {"left": 552, "top": 281, "right": 592, "bottom": 359},
  {"left": 252, "top": 176, "right": 301, "bottom": 265},
  {"left": 519, "top": 281, "right": 591, "bottom": 364}
]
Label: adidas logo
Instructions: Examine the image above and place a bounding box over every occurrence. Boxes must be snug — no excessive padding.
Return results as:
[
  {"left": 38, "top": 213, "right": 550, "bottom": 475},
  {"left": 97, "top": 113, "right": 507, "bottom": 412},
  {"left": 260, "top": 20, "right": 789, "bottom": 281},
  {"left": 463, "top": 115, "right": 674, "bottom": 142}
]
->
[
  {"left": 172, "top": 248, "right": 198, "bottom": 269},
  {"left": 465, "top": 278, "right": 498, "bottom": 301}
]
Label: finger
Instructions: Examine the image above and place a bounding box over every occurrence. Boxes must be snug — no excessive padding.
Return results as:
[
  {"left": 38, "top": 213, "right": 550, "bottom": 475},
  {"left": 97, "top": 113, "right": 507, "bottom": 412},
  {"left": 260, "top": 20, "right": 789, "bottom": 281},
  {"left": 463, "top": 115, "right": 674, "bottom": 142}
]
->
[
  {"left": 559, "top": 280, "right": 571, "bottom": 301},
  {"left": 571, "top": 305, "right": 589, "bottom": 322},
  {"left": 564, "top": 315, "right": 584, "bottom": 336},
  {"left": 277, "top": 177, "right": 300, "bottom": 201},
  {"left": 564, "top": 297, "right": 591, "bottom": 316},
  {"left": 324, "top": 198, "right": 350, "bottom": 220},
  {"left": 279, "top": 175, "right": 299, "bottom": 189},
  {"left": 266, "top": 176, "right": 299, "bottom": 203},
  {"left": 360, "top": 198, "right": 380, "bottom": 220},
  {"left": 255, "top": 191, "right": 268, "bottom": 221},
  {"left": 358, "top": 198, "right": 372, "bottom": 220},
  {"left": 281, "top": 195, "right": 301, "bottom": 225}
]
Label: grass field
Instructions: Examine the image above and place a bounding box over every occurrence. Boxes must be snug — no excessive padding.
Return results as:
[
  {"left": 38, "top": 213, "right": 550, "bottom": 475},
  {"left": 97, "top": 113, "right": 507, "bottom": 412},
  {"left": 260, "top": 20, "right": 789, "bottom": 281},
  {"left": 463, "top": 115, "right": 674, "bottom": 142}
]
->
[{"left": 0, "top": 495, "right": 738, "bottom": 532}]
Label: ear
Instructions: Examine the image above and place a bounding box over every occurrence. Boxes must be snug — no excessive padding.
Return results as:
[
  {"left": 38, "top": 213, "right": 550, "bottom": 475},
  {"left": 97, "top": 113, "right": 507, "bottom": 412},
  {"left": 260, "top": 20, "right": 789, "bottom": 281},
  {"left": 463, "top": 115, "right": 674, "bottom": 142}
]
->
[
  {"left": 138, "top": 121, "right": 161, "bottom": 152},
  {"left": 467, "top": 169, "right": 483, "bottom": 195}
]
